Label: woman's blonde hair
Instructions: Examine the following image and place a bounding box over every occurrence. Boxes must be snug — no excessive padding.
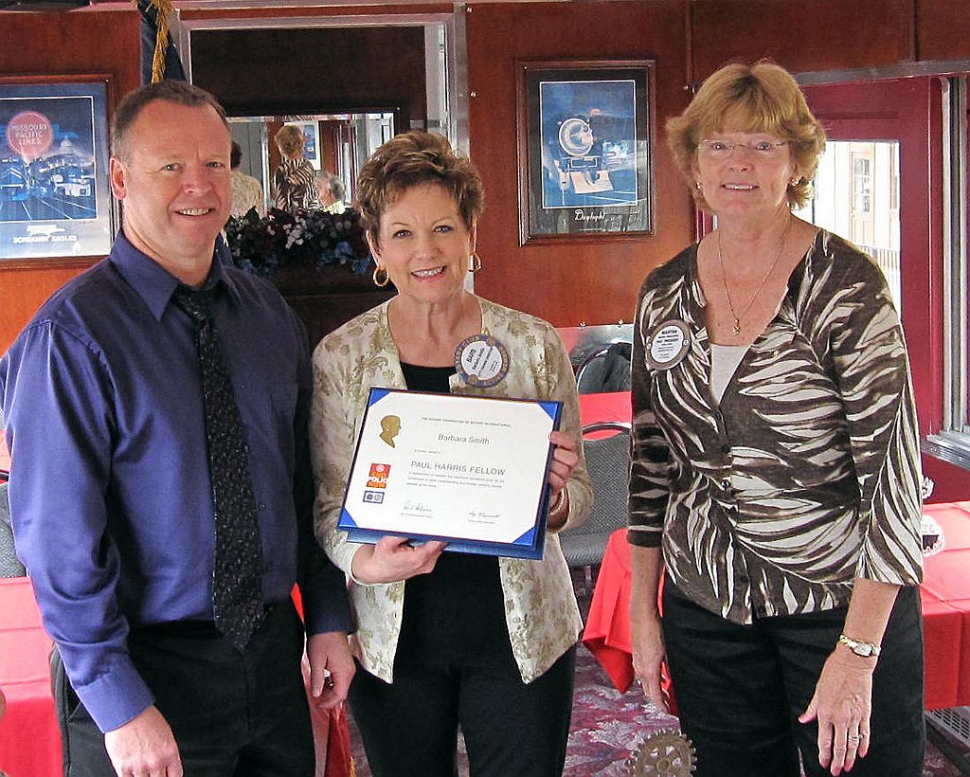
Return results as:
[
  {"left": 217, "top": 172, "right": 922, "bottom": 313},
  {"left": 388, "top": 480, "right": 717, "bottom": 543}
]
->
[
  {"left": 666, "top": 61, "right": 826, "bottom": 211},
  {"left": 355, "top": 130, "right": 485, "bottom": 248},
  {"left": 274, "top": 124, "right": 306, "bottom": 158}
]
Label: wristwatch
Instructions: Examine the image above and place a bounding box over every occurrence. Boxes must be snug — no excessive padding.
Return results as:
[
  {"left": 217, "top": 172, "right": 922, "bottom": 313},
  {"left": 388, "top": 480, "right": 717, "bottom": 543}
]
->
[{"left": 838, "top": 633, "right": 882, "bottom": 658}]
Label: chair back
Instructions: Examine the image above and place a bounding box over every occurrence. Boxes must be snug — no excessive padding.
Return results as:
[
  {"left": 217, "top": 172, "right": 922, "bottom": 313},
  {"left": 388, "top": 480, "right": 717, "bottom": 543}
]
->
[
  {"left": 575, "top": 343, "right": 632, "bottom": 394},
  {"left": 0, "top": 480, "right": 26, "bottom": 577},
  {"left": 559, "top": 422, "right": 631, "bottom": 568}
]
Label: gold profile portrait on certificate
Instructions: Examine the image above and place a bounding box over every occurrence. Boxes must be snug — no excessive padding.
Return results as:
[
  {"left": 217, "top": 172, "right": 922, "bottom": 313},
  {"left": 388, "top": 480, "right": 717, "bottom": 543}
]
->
[{"left": 337, "top": 388, "right": 562, "bottom": 559}]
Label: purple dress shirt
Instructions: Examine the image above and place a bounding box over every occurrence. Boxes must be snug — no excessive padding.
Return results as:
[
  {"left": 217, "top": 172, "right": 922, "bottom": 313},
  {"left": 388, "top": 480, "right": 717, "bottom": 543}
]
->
[{"left": 0, "top": 233, "right": 351, "bottom": 733}]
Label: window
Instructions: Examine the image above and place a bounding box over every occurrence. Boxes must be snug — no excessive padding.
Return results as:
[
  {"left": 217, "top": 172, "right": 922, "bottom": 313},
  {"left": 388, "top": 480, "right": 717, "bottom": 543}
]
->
[
  {"left": 925, "top": 76, "right": 970, "bottom": 461},
  {"left": 794, "top": 140, "right": 901, "bottom": 311}
]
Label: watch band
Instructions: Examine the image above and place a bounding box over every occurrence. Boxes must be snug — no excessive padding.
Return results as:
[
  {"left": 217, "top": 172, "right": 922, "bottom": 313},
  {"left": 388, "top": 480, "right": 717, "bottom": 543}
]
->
[{"left": 838, "top": 633, "right": 882, "bottom": 658}]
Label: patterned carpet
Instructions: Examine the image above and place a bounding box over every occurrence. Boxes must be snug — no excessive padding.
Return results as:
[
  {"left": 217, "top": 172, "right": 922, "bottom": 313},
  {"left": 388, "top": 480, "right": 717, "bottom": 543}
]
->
[{"left": 346, "top": 574, "right": 970, "bottom": 776}]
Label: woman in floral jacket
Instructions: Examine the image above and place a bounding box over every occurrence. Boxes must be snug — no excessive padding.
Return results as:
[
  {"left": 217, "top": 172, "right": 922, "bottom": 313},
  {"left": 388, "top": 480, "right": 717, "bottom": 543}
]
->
[{"left": 310, "top": 130, "right": 592, "bottom": 777}]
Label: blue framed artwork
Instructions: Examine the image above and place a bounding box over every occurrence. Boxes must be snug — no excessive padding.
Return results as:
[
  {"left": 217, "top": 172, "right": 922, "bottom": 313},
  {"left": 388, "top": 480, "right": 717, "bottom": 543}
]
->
[
  {"left": 0, "top": 74, "right": 115, "bottom": 265},
  {"left": 286, "top": 120, "right": 321, "bottom": 171},
  {"left": 516, "top": 59, "right": 655, "bottom": 244}
]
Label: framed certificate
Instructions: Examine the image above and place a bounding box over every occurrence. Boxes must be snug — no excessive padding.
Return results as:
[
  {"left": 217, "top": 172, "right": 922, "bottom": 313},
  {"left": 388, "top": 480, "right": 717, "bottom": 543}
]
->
[{"left": 338, "top": 388, "right": 563, "bottom": 559}]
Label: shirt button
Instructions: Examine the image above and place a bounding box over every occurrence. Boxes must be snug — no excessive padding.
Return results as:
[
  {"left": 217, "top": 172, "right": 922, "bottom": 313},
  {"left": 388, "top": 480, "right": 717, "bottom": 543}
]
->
[{"left": 258, "top": 502, "right": 267, "bottom": 510}]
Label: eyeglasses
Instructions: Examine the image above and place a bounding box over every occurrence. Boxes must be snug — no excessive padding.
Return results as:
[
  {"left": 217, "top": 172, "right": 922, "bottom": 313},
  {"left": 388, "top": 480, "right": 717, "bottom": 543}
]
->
[{"left": 697, "top": 139, "right": 789, "bottom": 159}]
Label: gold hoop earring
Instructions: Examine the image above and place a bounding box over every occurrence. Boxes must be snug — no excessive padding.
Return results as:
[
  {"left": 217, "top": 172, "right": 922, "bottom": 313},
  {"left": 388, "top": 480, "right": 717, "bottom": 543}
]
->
[
  {"left": 789, "top": 176, "right": 800, "bottom": 186},
  {"left": 469, "top": 253, "right": 482, "bottom": 274},
  {"left": 373, "top": 266, "right": 389, "bottom": 288}
]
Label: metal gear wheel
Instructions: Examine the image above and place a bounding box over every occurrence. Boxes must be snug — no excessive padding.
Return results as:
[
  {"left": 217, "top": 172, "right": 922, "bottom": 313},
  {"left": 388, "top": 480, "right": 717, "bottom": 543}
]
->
[{"left": 627, "top": 728, "right": 696, "bottom": 776}]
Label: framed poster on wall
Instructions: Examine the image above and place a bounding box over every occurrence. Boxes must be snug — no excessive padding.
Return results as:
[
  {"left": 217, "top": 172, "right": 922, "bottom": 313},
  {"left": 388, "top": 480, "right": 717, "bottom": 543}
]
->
[
  {"left": 286, "top": 120, "right": 321, "bottom": 171},
  {"left": 516, "top": 59, "right": 655, "bottom": 245},
  {"left": 0, "top": 74, "right": 114, "bottom": 265}
]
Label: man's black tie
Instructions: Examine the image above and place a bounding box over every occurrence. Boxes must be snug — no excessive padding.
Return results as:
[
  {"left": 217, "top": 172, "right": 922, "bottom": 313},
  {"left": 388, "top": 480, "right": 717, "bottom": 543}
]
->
[{"left": 174, "top": 287, "right": 264, "bottom": 651}]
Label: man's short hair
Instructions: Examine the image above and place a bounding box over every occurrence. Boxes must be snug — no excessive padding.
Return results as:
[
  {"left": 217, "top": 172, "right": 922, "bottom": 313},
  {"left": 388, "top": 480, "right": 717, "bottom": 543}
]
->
[{"left": 112, "top": 80, "right": 229, "bottom": 162}]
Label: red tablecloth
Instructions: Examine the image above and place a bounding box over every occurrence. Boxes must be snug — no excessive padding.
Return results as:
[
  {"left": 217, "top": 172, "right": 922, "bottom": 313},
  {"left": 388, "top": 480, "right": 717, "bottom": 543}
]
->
[
  {"left": 578, "top": 391, "right": 631, "bottom": 432},
  {"left": 0, "top": 580, "right": 353, "bottom": 777},
  {"left": 583, "top": 501, "right": 970, "bottom": 711},
  {"left": 0, "top": 577, "right": 61, "bottom": 777}
]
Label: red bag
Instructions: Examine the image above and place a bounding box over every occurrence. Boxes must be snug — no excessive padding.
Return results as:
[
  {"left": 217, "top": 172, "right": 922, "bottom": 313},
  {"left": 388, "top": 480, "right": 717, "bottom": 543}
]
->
[{"left": 324, "top": 704, "right": 355, "bottom": 777}]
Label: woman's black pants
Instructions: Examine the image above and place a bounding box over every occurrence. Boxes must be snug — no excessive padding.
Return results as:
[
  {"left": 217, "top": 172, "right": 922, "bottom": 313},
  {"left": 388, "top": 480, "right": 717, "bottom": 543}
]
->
[{"left": 661, "top": 582, "right": 925, "bottom": 777}]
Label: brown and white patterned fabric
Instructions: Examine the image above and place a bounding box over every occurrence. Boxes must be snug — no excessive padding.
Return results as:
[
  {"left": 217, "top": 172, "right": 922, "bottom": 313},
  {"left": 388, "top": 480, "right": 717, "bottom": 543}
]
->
[
  {"left": 629, "top": 229, "right": 924, "bottom": 624},
  {"left": 310, "top": 296, "right": 593, "bottom": 683},
  {"left": 273, "top": 157, "right": 318, "bottom": 213}
]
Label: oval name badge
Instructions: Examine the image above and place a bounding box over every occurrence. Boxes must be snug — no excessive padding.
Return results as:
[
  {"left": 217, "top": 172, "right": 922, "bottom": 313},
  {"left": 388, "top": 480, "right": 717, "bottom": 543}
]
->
[
  {"left": 646, "top": 320, "right": 691, "bottom": 370},
  {"left": 455, "top": 334, "right": 509, "bottom": 387}
]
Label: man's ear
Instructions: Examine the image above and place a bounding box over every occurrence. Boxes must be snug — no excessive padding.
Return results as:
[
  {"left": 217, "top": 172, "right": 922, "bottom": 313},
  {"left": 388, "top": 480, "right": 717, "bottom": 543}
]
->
[{"left": 109, "top": 157, "right": 127, "bottom": 200}]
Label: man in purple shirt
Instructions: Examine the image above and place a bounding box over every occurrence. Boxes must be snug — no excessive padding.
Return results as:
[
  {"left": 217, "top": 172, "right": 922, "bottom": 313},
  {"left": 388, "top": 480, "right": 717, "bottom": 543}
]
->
[{"left": 0, "top": 81, "right": 354, "bottom": 777}]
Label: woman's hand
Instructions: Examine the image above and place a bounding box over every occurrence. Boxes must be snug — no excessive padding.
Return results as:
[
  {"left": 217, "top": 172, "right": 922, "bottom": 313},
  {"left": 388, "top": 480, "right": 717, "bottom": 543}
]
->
[
  {"left": 351, "top": 535, "right": 447, "bottom": 584},
  {"left": 798, "top": 648, "right": 875, "bottom": 776},
  {"left": 548, "top": 430, "right": 580, "bottom": 493},
  {"left": 629, "top": 545, "right": 668, "bottom": 712},
  {"left": 630, "top": 601, "right": 669, "bottom": 712},
  {"left": 546, "top": 430, "right": 580, "bottom": 529}
]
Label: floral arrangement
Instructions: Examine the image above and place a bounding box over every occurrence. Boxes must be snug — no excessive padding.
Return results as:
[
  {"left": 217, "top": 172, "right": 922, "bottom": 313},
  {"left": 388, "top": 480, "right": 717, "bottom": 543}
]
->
[{"left": 225, "top": 206, "right": 373, "bottom": 277}]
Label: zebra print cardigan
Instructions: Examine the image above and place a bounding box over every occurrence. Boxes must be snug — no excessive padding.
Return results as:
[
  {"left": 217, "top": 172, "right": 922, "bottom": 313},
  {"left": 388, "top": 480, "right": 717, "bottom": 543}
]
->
[{"left": 629, "top": 229, "right": 923, "bottom": 624}]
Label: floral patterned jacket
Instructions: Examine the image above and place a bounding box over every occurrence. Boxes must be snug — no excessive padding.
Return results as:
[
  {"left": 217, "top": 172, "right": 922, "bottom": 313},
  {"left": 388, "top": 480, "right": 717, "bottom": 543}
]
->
[{"left": 310, "top": 296, "right": 593, "bottom": 683}]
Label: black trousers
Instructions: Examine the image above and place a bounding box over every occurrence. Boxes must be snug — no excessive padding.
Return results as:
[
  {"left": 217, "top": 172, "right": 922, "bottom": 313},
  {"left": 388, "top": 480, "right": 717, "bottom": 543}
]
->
[
  {"left": 349, "top": 647, "right": 576, "bottom": 777},
  {"left": 52, "top": 599, "right": 315, "bottom": 777},
  {"left": 661, "top": 582, "right": 925, "bottom": 777},
  {"left": 348, "top": 553, "right": 575, "bottom": 777}
]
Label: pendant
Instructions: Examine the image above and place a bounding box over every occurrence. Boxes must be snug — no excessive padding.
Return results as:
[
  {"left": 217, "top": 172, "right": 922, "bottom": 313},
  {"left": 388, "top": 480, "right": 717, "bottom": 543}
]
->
[{"left": 732, "top": 318, "right": 741, "bottom": 335}]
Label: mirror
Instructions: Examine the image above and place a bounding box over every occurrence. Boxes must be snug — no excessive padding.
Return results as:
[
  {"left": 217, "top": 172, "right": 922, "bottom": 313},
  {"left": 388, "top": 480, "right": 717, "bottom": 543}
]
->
[
  {"left": 229, "top": 111, "right": 397, "bottom": 213},
  {"left": 179, "top": 10, "right": 469, "bottom": 212}
]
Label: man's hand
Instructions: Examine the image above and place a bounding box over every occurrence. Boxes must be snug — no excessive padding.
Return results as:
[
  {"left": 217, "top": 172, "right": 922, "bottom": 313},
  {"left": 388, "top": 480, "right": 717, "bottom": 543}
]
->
[
  {"left": 307, "top": 631, "right": 355, "bottom": 709},
  {"left": 104, "top": 705, "right": 182, "bottom": 777}
]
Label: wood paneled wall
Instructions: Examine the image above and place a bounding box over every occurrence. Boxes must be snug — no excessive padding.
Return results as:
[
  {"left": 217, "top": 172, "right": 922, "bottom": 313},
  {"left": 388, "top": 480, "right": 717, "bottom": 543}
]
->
[
  {"left": 466, "top": 0, "right": 693, "bottom": 329},
  {"left": 0, "top": 8, "right": 140, "bottom": 353},
  {"left": 3, "top": 0, "right": 970, "bottom": 352},
  {"left": 692, "top": 0, "right": 916, "bottom": 79},
  {"left": 918, "top": 0, "right": 970, "bottom": 62},
  {"left": 190, "top": 26, "right": 427, "bottom": 124}
]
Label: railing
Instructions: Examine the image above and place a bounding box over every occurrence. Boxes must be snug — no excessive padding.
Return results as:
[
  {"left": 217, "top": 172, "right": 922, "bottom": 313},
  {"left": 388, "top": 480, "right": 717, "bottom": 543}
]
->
[{"left": 858, "top": 244, "right": 902, "bottom": 313}]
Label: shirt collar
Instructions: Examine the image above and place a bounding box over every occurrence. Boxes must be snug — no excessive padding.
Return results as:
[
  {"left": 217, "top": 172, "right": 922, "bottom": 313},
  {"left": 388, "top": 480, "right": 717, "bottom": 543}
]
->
[{"left": 109, "top": 231, "right": 241, "bottom": 321}]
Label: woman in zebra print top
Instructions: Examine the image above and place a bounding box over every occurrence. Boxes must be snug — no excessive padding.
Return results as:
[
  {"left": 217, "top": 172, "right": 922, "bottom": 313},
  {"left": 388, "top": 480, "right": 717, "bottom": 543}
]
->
[
  {"left": 271, "top": 124, "right": 318, "bottom": 213},
  {"left": 628, "top": 61, "right": 925, "bottom": 777}
]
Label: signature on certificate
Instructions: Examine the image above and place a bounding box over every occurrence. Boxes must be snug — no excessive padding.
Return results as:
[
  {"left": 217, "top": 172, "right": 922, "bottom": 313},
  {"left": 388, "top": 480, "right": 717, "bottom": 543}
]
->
[
  {"left": 466, "top": 509, "right": 499, "bottom": 525},
  {"left": 402, "top": 500, "right": 432, "bottom": 515}
]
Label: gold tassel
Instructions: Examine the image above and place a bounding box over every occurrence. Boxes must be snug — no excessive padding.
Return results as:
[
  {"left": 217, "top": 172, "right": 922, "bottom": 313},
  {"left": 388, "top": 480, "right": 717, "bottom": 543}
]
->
[{"left": 134, "top": 0, "right": 176, "bottom": 83}]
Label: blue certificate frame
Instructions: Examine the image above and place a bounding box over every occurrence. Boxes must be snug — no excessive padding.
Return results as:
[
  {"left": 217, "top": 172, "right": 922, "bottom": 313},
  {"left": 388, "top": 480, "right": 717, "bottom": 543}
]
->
[{"left": 338, "top": 388, "right": 563, "bottom": 560}]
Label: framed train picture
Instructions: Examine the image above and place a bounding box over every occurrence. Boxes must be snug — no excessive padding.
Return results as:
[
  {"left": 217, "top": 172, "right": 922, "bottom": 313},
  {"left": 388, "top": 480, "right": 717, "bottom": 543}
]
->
[
  {"left": 0, "top": 74, "right": 114, "bottom": 265},
  {"left": 516, "top": 58, "right": 655, "bottom": 245}
]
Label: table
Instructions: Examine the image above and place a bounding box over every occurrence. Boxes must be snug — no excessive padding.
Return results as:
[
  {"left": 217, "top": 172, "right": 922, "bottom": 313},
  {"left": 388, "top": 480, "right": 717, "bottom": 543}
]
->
[
  {"left": 578, "top": 391, "right": 631, "bottom": 439},
  {"left": 0, "top": 576, "right": 61, "bottom": 777},
  {"left": 582, "top": 501, "right": 970, "bottom": 711},
  {"left": 0, "top": 579, "right": 353, "bottom": 777}
]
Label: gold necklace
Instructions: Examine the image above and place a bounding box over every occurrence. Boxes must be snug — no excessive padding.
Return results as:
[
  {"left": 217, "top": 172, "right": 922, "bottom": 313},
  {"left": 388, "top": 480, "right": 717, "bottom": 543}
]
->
[{"left": 716, "top": 217, "right": 792, "bottom": 336}]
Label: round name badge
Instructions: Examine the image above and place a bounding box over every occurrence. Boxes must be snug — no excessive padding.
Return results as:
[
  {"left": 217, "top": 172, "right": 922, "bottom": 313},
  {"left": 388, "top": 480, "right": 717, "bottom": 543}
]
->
[
  {"left": 646, "top": 320, "right": 691, "bottom": 370},
  {"left": 455, "top": 334, "right": 509, "bottom": 388}
]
